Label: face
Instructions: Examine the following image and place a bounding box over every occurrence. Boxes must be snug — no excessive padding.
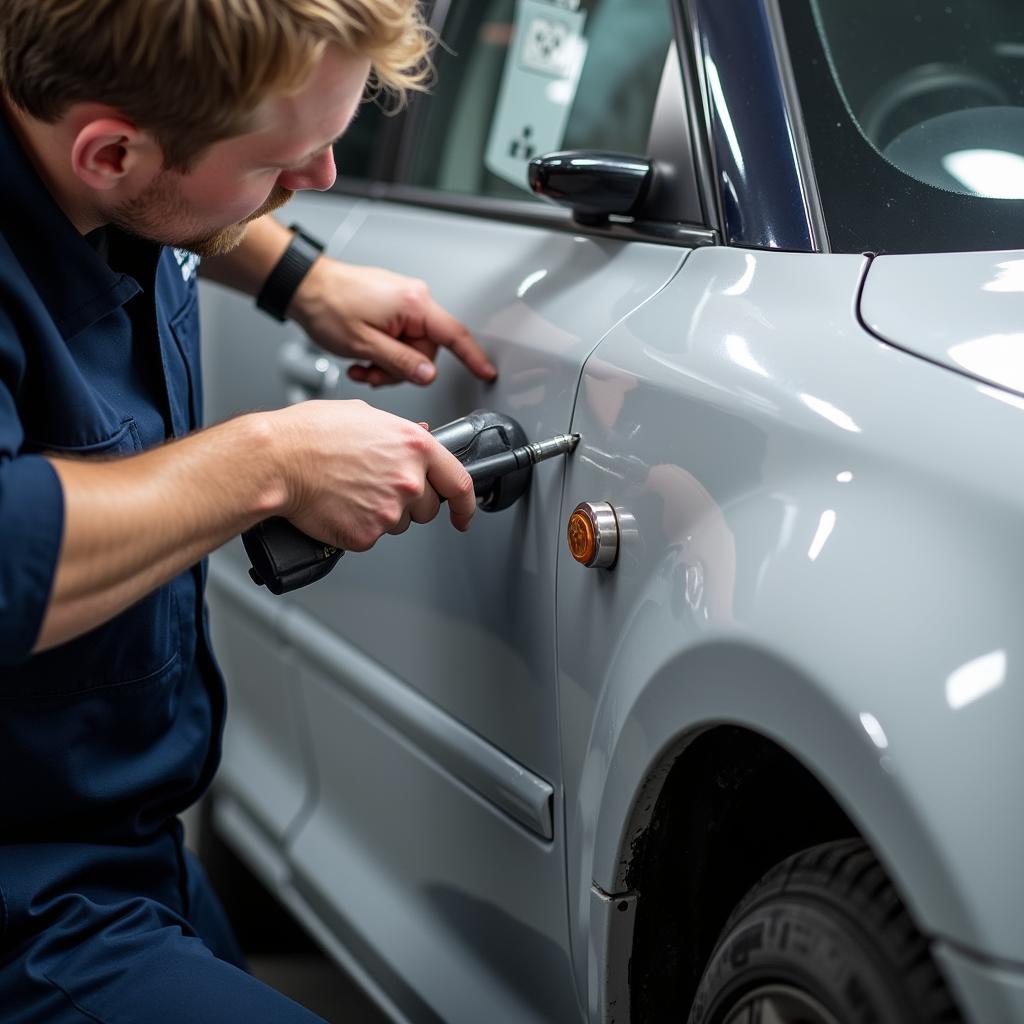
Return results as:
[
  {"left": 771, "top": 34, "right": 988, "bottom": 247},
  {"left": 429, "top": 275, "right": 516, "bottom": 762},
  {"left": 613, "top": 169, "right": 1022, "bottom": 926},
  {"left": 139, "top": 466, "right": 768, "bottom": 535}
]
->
[{"left": 110, "top": 45, "right": 369, "bottom": 256}]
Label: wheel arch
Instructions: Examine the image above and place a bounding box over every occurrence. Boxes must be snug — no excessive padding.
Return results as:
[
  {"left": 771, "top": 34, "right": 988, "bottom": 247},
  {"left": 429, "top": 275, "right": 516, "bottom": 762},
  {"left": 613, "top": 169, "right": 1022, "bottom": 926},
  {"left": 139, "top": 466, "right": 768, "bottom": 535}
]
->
[
  {"left": 623, "top": 723, "right": 859, "bottom": 1019},
  {"left": 578, "top": 641, "right": 982, "bottom": 1022}
]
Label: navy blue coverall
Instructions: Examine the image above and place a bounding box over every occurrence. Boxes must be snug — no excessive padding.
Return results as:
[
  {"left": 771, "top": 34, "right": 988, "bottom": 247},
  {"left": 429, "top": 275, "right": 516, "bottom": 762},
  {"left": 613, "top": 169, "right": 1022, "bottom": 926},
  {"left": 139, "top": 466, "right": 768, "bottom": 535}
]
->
[{"left": 0, "top": 111, "right": 325, "bottom": 1022}]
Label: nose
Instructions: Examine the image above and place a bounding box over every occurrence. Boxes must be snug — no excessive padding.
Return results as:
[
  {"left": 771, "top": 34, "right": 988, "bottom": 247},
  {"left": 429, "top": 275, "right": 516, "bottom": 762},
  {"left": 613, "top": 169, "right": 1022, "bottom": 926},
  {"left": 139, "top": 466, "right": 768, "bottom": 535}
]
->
[{"left": 278, "top": 148, "right": 337, "bottom": 193}]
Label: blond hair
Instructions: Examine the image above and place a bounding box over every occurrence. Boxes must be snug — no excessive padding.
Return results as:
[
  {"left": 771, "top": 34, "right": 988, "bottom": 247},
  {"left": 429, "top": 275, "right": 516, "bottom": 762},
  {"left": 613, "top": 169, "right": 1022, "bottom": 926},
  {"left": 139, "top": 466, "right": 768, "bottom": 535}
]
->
[{"left": 0, "top": 0, "right": 431, "bottom": 168}]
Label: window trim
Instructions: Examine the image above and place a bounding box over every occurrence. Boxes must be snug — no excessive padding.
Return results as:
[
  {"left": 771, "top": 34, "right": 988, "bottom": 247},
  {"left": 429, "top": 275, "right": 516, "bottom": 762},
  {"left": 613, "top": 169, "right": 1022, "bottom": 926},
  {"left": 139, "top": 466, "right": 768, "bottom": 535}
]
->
[
  {"left": 689, "top": 0, "right": 819, "bottom": 251},
  {"left": 356, "top": 182, "right": 717, "bottom": 248},
  {"left": 763, "top": 0, "right": 829, "bottom": 252},
  {"left": 677, "top": 0, "right": 725, "bottom": 238}
]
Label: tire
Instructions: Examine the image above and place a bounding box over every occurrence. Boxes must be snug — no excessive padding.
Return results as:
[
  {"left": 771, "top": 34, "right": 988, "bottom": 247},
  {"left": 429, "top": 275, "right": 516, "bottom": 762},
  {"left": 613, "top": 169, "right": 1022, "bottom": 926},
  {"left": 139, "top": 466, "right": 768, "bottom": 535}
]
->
[{"left": 688, "top": 839, "right": 962, "bottom": 1024}]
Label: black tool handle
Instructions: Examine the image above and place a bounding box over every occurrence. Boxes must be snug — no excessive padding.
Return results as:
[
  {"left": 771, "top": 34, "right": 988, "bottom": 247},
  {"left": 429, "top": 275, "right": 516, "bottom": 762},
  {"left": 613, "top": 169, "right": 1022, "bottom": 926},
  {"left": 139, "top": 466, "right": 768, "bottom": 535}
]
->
[{"left": 242, "top": 517, "right": 342, "bottom": 596}]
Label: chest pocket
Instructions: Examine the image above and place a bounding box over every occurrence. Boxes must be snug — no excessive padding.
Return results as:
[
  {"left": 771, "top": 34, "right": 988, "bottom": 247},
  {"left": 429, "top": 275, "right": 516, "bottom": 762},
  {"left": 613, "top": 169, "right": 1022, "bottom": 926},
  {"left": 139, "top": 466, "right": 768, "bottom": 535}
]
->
[
  {"left": 8, "top": 417, "right": 184, "bottom": 700},
  {"left": 25, "top": 415, "right": 142, "bottom": 457}
]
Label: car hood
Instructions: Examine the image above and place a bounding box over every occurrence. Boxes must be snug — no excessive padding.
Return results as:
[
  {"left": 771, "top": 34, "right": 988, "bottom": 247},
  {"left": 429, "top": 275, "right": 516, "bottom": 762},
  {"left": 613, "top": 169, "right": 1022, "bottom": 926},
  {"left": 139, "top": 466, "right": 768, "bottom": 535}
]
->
[{"left": 860, "top": 250, "right": 1024, "bottom": 398}]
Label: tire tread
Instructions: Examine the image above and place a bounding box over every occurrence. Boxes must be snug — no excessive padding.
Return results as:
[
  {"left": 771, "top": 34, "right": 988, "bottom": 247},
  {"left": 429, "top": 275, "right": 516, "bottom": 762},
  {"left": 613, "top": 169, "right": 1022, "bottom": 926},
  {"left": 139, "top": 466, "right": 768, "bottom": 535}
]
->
[{"left": 704, "top": 839, "right": 962, "bottom": 1024}]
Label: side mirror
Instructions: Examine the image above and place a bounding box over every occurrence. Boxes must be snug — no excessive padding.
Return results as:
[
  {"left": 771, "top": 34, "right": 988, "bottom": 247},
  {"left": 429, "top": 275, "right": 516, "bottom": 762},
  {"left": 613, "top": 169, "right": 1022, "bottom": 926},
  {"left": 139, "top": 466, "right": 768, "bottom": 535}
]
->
[{"left": 528, "top": 150, "right": 654, "bottom": 226}]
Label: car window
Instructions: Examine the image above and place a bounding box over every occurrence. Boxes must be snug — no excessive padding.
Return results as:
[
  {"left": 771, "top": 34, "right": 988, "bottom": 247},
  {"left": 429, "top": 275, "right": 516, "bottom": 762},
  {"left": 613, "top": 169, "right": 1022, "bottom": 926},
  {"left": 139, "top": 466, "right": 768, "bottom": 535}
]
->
[
  {"left": 813, "top": 0, "right": 1024, "bottom": 198},
  {"left": 406, "top": 0, "right": 674, "bottom": 202},
  {"left": 782, "top": 0, "right": 1024, "bottom": 253},
  {"left": 332, "top": 94, "right": 397, "bottom": 183}
]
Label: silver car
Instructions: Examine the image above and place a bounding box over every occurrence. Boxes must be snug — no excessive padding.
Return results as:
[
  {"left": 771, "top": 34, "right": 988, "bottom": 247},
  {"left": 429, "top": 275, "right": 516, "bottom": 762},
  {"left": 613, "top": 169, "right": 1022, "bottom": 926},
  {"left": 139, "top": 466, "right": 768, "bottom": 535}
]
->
[{"left": 198, "top": 0, "right": 1024, "bottom": 1021}]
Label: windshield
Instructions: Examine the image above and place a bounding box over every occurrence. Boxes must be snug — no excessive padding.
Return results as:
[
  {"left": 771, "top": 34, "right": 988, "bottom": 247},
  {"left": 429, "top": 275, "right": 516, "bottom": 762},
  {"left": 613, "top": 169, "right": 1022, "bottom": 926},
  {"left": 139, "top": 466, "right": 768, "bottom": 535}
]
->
[{"left": 781, "top": 0, "right": 1024, "bottom": 253}]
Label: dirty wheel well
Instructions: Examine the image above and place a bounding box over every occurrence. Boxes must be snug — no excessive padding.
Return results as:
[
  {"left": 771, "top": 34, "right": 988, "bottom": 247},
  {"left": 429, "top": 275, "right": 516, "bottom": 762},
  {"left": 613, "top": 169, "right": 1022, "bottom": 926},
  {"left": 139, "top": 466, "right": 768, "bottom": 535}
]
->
[{"left": 627, "top": 725, "right": 858, "bottom": 1021}]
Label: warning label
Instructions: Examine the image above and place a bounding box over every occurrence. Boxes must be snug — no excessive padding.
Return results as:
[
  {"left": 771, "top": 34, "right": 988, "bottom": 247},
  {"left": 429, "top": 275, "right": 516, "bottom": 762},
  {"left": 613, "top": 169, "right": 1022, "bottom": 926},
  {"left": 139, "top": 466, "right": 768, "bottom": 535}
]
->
[
  {"left": 484, "top": 0, "right": 588, "bottom": 193},
  {"left": 520, "top": 14, "right": 577, "bottom": 77}
]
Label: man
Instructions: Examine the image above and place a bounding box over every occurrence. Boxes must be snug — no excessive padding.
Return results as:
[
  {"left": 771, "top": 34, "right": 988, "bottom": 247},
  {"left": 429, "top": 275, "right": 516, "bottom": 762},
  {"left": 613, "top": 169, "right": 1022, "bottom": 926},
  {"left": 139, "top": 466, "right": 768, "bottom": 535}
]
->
[{"left": 0, "top": 1, "right": 494, "bottom": 1020}]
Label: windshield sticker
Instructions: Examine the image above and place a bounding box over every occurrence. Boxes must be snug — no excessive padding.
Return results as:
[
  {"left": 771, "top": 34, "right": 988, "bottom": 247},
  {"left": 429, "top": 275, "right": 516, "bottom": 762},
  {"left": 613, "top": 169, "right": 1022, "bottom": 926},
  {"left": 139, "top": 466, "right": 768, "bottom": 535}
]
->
[{"left": 484, "top": 0, "right": 587, "bottom": 193}]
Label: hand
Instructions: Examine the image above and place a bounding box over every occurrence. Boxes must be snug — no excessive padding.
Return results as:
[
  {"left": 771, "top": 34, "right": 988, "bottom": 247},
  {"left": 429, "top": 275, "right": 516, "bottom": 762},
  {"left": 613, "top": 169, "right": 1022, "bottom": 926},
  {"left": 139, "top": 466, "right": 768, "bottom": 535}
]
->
[
  {"left": 268, "top": 400, "right": 475, "bottom": 551},
  {"left": 289, "top": 258, "right": 498, "bottom": 388}
]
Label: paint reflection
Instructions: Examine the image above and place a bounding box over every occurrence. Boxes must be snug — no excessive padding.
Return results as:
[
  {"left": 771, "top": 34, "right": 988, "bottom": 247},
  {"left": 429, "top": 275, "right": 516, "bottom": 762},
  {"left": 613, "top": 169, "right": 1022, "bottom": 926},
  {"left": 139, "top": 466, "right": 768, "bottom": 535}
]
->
[
  {"left": 807, "top": 509, "right": 836, "bottom": 561},
  {"left": 946, "top": 649, "right": 1006, "bottom": 710},
  {"left": 982, "top": 258, "right": 1024, "bottom": 293},
  {"left": 723, "top": 254, "right": 757, "bottom": 297},
  {"left": 800, "top": 393, "right": 861, "bottom": 433},
  {"left": 579, "top": 368, "right": 739, "bottom": 622},
  {"left": 948, "top": 333, "right": 1024, "bottom": 393},
  {"left": 725, "top": 332, "right": 770, "bottom": 378},
  {"left": 516, "top": 268, "right": 548, "bottom": 298},
  {"left": 859, "top": 712, "right": 889, "bottom": 750},
  {"left": 577, "top": 446, "right": 736, "bottom": 623},
  {"left": 705, "top": 56, "right": 744, "bottom": 176}
]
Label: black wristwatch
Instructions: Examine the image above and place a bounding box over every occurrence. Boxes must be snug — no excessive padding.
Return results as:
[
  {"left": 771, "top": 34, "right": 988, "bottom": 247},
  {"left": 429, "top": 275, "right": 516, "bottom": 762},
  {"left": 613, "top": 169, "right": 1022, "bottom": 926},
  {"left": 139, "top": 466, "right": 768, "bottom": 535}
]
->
[{"left": 255, "top": 224, "right": 325, "bottom": 322}]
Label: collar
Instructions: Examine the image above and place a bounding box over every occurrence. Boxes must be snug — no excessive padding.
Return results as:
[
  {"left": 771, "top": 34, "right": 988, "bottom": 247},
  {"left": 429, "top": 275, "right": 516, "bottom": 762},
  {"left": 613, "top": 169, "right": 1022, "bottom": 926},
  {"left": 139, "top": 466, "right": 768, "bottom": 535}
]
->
[{"left": 0, "top": 107, "right": 143, "bottom": 341}]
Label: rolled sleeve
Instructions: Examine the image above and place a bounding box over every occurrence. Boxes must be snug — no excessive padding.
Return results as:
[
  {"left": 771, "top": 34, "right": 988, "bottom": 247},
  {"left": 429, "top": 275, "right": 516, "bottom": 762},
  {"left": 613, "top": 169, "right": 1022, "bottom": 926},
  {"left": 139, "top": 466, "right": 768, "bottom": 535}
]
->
[{"left": 0, "top": 452, "right": 64, "bottom": 665}]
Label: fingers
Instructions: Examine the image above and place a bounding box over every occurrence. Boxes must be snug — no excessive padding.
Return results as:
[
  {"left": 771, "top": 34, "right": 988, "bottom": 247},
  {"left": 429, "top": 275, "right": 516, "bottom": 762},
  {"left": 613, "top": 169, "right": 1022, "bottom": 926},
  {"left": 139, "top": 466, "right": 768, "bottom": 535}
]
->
[
  {"left": 347, "top": 364, "right": 399, "bottom": 387},
  {"left": 387, "top": 511, "right": 412, "bottom": 536},
  {"left": 385, "top": 491, "right": 442, "bottom": 536},
  {"left": 299, "top": 261, "right": 496, "bottom": 387},
  {"left": 390, "top": 430, "right": 458, "bottom": 536},
  {"left": 408, "top": 485, "right": 441, "bottom": 525},
  {"left": 386, "top": 465, "right": 446, "bottom": 537},
  {"left": 422, "top": 297, "right": 498, "bottom": 383},
  {"left": 424, "top": 439, "right": 476, "bottom": 531},
  {"left": 276, "top": 403, "right": 472, "bottom": 554},
  {"left": 351, "top": 326, "right": 441, "bottom": 386},
  {"left": 346, "top": 297, "right": 497, "bottom": 387}
]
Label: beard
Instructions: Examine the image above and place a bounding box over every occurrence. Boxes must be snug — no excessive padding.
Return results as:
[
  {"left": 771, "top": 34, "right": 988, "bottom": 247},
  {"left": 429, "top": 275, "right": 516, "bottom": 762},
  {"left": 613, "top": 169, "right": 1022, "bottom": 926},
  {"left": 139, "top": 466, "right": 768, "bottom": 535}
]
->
[{"left": 112, "top": 177, "right": 295, "bottom": 258}]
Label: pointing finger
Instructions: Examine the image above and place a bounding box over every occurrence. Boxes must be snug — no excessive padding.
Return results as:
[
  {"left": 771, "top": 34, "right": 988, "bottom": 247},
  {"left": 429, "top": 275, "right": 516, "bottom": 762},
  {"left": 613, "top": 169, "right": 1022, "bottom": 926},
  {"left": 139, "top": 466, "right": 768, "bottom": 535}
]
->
[
  {"left": 355, "top": 325, "right": 441, "bottom": 385},
  {"left": 421, "top": 298, "right": 497, "bottom": 383}
]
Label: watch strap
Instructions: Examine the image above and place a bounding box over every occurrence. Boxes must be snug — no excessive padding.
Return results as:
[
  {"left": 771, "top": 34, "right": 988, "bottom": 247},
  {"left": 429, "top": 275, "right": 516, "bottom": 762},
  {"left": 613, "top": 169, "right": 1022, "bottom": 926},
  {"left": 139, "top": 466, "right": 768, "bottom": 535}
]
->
[{"left": 255, "top": 225, "right": 325, "bottom": 322}]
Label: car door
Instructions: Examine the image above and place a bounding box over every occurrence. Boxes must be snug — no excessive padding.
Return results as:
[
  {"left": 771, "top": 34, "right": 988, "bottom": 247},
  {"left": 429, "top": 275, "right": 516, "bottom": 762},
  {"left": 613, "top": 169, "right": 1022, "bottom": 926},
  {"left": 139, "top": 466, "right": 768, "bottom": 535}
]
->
[{"left": 208, "top": 1, "right": 709, "bottom": 1020}]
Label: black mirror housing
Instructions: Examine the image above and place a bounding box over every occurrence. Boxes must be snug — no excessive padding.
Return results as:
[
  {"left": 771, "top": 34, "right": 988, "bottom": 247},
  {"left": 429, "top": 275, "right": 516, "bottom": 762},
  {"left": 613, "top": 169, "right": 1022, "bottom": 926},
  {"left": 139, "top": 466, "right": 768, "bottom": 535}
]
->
[{"left": 528, "top": 150, "right": 654, "bottom": 225}]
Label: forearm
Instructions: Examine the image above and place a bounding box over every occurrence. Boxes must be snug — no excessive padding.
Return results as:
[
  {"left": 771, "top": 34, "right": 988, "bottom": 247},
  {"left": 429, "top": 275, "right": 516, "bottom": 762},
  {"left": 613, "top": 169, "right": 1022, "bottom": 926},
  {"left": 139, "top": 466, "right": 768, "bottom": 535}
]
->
[
  {"left": 36, "top": 413, "right": 285, "bottom": 652},
  {"left": 198, "top": 215, "right": 293, "bottom": 297}
]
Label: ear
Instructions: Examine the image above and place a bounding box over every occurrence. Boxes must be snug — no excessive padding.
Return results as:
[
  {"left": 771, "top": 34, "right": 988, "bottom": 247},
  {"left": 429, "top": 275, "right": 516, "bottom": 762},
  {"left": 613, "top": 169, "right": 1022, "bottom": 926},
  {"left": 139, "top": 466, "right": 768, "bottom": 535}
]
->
[{"left": 70, "top": 116, "right": 163, "bottom": 192}]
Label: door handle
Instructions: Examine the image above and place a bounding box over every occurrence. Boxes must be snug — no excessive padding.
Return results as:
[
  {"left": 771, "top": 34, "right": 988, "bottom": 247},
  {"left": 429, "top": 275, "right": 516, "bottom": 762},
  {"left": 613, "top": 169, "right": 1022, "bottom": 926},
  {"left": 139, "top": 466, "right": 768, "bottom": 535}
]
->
[{"left": 279, "top": 339, "right": 341, "bottom": 403}]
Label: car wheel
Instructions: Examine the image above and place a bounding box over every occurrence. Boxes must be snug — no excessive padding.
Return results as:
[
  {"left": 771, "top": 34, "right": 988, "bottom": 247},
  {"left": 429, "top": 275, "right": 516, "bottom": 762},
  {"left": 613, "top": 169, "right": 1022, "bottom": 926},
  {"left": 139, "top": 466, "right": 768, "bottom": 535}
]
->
[{"left": 688, "top": 838, "right": 962, "bottom": 1024}]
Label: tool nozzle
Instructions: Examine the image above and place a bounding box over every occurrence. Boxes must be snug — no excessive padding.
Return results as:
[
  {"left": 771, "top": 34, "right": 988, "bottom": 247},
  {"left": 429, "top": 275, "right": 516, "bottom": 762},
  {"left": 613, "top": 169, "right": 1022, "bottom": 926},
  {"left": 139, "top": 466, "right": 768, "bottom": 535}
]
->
[
  {"left": 524, "top": 433, "right": 581, "bottom": 464},
  {"left": 465, "top": 431, "right": 581, "bottom": 486}
]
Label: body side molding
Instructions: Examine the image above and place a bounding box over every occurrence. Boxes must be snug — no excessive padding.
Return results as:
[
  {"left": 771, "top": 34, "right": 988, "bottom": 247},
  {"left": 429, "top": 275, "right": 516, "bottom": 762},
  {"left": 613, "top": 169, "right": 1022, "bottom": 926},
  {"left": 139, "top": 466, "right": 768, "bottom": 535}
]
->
[{"left": 209, "top": 560, "right": 555, "bottom": 840}]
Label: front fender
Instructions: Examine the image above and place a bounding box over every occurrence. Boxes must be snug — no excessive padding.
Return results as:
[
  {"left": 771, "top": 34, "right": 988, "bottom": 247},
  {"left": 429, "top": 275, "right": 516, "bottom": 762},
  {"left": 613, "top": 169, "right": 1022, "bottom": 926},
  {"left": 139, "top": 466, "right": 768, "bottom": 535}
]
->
[{"left": 556, "top": 247, "right": 1024, "bottom": 1017}]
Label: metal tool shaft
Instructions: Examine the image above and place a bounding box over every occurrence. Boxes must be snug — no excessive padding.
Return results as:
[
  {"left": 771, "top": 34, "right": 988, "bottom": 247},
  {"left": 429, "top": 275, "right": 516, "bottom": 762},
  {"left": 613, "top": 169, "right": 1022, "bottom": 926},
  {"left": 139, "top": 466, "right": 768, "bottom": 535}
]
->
[
  {"left": 465, "top": 433, "right": 580, "bottom": 483},
  {"left": 523, "top": 433, "right": 581, "bottom": 463}
]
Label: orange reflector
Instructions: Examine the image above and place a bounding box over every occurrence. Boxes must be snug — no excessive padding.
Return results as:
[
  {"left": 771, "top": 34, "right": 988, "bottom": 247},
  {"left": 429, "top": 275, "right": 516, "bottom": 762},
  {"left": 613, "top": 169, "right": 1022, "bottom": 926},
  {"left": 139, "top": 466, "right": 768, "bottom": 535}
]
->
[{"left": 567, "top": 509, "right": 597, "bottom": 565}]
